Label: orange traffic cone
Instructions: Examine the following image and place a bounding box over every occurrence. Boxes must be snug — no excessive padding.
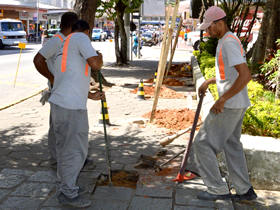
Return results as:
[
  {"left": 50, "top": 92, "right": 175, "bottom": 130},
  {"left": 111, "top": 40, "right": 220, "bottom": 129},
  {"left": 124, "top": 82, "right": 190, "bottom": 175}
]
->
[{"left": 172, "top": 171, "right": 197, "bottom": 183}]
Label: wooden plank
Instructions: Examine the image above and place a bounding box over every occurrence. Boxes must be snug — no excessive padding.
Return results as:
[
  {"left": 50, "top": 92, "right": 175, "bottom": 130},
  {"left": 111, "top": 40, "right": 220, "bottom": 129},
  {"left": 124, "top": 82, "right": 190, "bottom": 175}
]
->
[
  {"left": 165, "top": 17, "right": 183, "bottom": 77},
  {"left": 150, "top": 0, "right": 180, "bottom": 123}
]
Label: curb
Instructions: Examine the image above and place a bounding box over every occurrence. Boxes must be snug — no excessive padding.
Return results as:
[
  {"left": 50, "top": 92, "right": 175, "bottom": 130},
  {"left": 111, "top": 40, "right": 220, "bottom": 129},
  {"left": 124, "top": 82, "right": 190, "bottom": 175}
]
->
[{"left": 0, "top": 88, "right": 46, "bottom": 111}]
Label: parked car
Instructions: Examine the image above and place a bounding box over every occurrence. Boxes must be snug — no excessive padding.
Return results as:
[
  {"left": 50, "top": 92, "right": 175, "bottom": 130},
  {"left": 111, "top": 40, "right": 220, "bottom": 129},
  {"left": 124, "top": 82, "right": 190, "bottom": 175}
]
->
[
  {"left": 41, "top": 28, "right": 60, "bottom": 45},
  {"left": 0, "top": 19, "right": 27, "bottom": 49},
  {"left": 92, "top": 28, "right": 106, "bottom": 41},
  {"left": 142, "top": 32, "right": 157, "bottom": 47},
  {"left": 187, "top": 30, "right": 209, "bottom": 50}
]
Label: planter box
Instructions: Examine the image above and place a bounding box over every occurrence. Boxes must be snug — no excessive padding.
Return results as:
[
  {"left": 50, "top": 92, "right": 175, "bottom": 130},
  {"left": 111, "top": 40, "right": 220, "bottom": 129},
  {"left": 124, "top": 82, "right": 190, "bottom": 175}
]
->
[{"left": 191, "top": 56, "right": 280, "bottom": 190}]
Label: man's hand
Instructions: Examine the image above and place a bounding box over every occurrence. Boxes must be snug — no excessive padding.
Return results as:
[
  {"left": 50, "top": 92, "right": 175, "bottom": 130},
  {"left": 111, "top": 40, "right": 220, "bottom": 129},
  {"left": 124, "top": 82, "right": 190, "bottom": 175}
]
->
[
  {"left": 210, "top": 97, "right": 226, "bottom": 114},
  {"left": 88, "top": 91, "right": 105, "bottom": 101},
  {"left": 199, "top": 78, "right": 216, "bottom": 96},
  {"left": 87, "top": 51, "right": 103, "bottom": 71}
]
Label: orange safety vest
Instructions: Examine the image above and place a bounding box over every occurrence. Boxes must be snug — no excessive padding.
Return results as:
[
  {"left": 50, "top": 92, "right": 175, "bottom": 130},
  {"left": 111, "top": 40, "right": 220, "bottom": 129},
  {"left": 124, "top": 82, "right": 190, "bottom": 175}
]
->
[
  {"left": 53, "top": 34, "right": 64, "bottom": 42},
  {"left": 60, "top": 33, "right": 89, "bottom": 76},
  {"left": 218, "top": 34, "right": 244, "bottom": 80}
]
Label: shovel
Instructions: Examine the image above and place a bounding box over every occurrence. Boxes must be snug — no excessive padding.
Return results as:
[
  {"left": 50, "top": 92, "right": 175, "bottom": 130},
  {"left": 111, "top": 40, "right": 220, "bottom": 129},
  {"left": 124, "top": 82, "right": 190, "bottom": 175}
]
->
[
  {"left": 154, "top": 93, "right": 204, "bottom": 174},
  {"left": 98, "top": 70, "right": 112, "bottom": 185}
]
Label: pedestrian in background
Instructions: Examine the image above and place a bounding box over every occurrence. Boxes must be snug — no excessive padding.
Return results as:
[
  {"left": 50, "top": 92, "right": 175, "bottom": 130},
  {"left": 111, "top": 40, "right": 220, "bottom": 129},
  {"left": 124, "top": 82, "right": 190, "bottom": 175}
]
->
[
  {"left": 184, "top": 6, "right": 257, "bottom": 202},
  {"left": 49, "top": 19, "right": 104, "bottom": 208}
]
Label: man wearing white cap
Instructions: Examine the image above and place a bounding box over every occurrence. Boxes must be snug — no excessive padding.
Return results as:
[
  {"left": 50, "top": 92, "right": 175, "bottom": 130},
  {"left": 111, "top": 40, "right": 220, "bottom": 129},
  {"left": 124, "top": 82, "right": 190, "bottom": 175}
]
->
[{"left": 185, "top": 6, "right": 257, "bottom": 201}]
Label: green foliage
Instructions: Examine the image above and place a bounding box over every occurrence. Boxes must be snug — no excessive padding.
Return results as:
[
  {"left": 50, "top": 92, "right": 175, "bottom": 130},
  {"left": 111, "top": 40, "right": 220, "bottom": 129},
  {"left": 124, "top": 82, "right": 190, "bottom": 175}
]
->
[
  {"left": 199, "top": 38, "right": 218, "bottom": 56},
  {"left": 194, "top": 50, "right": 280, "bottom": 138},
  {"left": 97, "top": 0, "right": 143, "bottom": 19},
  {"left": 259, "top": 39, "right": 280, "bottom": 91},
  {"left": 243, "top": 81, "right": 280, "bottom": 138}
]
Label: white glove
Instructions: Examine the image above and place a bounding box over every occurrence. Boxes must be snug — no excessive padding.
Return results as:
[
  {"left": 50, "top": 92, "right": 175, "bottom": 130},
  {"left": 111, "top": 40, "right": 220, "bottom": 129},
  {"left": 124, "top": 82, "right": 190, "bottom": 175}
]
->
[{"left": 40, "top": 89, "right": 51, "bottom": 105}]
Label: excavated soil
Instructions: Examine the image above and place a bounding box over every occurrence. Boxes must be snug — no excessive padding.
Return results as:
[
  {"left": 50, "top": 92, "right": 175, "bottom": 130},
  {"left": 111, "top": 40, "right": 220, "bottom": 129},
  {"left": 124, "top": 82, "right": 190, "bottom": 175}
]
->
[
  {"left": 131, "top": 85, "right": 185, "bottom": 99},
  {"left": 144, "top": 78, "right": 185, "bottom": 86},
  {"left": 143, "top": 108, "right": 201, "bottom": 131},
  {"left": 167, "top": 63, "right": 192, "bottom": 77},
  {"left": 98, "top": 170, "right": 139, "bottom": 189}
]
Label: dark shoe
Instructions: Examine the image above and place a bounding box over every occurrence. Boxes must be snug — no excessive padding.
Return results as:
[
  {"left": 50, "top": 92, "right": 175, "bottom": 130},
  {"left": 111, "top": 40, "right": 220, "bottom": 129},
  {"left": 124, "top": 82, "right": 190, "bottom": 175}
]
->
[
  {"left": 197, "top": 191, "right": 232, "bottom": 201},
  {"left": 233, "top": 187, "right": 257, "bottom": 201},
  {"left": 57, "top": 193, "right": 91, "bottom": 208}
]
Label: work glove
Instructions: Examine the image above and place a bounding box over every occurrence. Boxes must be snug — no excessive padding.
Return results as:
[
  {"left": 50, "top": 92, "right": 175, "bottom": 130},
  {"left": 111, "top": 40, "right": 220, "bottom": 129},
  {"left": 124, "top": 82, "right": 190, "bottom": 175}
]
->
[{"left": 40, "top": 89, "right": 51, "bottom": 105}]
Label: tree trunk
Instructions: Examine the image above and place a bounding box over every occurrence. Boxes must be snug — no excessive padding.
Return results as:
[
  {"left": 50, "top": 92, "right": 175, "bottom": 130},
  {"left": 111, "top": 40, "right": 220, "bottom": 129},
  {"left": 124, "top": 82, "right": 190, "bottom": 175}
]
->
[
  {"left": 114, "top": 0, "right": 128, "bottom": 65},
  {"left": 251, "top": 0, "right": 271, "bottom": 67},
  {"left": 264, "top": 0, "right": 280, "bottom": 58},
  {"left": 276, "top": 61, "right": 280, "bottom": 99},
  {"left": 74, "top": 0, "right": 112, "bottom": 86},
  {"left": 74, "top": 0, "right": 98, "bottom": 32}
]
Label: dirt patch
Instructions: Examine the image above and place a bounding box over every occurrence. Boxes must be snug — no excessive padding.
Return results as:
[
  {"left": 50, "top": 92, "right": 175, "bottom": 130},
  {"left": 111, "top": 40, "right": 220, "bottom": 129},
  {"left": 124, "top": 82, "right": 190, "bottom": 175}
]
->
[
  {"left": 131, "top": 85, "right": 185, "bottom": 99},
  {"left": 167, "top": 63, "right": 192, "bottom": 77},
  {"left": 143, "top": 108, "right": 201, "bottom": 131},
  {"left": 97, "top": 170, "right": 139, "bottom": 189},
  {"left": 144, "top": 78, "right": 185, "bottom": 86}
]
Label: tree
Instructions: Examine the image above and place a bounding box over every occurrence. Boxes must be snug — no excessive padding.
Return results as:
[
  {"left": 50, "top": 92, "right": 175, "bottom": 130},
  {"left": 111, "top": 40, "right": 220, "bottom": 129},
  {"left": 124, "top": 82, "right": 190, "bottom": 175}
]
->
[
  {"left": 74, "top": 0, "right": 113, "bottom": 86},
  {"left": 251, "top": 0, "right": 280, "bottom": 69},
  {"left": 97, "top": 0, "right": 143, "bottom": 65}
]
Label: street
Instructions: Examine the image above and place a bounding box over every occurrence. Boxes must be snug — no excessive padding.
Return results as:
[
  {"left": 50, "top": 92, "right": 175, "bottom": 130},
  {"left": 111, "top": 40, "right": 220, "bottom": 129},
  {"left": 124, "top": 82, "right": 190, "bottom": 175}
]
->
[{"left": 0, "top": 38, "right": 191, "bottom": 109}]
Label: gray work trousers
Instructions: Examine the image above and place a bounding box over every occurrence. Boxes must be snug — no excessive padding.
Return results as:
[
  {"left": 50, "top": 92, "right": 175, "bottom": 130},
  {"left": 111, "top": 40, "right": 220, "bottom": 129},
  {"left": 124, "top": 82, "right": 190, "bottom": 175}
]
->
[
  {"left": 187, "top": 108, "right": 252, "bottom": 195},
  {"left": 50, "top": 103, "right": 88, "bottom": 199},
  {"left": 48, "top": 113, "right": 56, "bottom": 163}
]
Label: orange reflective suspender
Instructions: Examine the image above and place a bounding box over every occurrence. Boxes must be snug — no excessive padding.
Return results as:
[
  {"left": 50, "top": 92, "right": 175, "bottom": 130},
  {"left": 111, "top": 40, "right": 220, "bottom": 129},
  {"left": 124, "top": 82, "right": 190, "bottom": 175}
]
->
[
  {"left": 53, "top": 34, "right": 63, "bottom": 42},
  {"left": 60, "top": 33, "right": 90, "bottom": 76},
  {"left": 61, "top": 33, "right": 73, "bottom": 73},
  {"left": 218, "top": 34, "right": 244, "bottom": 80}
]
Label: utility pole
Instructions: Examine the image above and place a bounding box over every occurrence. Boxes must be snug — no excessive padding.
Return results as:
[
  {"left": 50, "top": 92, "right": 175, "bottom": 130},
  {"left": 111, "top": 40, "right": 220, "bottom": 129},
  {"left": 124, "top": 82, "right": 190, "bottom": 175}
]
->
[
  {"left": 124, "top": 0, "right": 130, "bottom": 61},
  {"left": 137, "top": 4, "right": 142, "bottom": 59},
  {"left": 36, "top": 0, "right": 39, "bottom": 43}
]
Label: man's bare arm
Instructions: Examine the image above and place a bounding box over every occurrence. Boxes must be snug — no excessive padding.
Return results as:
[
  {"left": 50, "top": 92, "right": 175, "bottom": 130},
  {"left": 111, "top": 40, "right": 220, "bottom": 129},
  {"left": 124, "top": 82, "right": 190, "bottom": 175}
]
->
[
  {"left": 87, "top": 53, "right": 103, "bottom": 71},
  {"left": 33, "top": 53, "right": 54, "bottom": 85}
]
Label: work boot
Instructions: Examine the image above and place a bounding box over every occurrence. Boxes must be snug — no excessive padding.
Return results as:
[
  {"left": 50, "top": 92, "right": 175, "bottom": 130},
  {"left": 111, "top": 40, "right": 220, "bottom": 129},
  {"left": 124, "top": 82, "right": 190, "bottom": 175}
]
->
[
  {"left": 197, "top": 191, "right": 232, "bottom": 201},
  {"left": 57, "top": 193, "right": 92, "bottom": 208},
  {"left": 233, "top": 187, "right": 257, "bottom": 201}
]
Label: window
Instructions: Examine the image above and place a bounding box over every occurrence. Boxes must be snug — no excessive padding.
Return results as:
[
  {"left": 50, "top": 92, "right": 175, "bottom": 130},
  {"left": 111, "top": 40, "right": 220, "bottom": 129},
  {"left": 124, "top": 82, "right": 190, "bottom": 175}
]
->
[{"left": 1, "top": 22, "right": 24, "bottom": 31}]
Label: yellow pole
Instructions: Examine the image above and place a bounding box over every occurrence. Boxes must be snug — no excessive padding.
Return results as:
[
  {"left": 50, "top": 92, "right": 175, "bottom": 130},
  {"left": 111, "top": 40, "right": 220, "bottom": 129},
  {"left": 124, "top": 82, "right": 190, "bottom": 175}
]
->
[{"left": 13, "top": 42, "right": 26, "bottom": 88}]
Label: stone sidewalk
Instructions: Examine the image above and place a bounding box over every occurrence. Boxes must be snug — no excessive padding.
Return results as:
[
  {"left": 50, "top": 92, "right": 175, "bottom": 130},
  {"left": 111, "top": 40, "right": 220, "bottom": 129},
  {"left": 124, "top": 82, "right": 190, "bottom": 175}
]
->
[{"left": 0, "top": 51, "right": 280, "bottom": 209}]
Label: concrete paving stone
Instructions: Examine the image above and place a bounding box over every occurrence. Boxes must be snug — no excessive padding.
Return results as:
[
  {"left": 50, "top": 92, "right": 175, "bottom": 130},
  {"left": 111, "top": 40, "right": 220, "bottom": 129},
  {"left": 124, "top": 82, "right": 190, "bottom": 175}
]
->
[
  {"left": 92, "top": 186, "right": 134, "bottom": 201},
  {"left": 184, "top": 199, "right": 216, "bottom": 208},
  {"left": 0, "top": 174, "right": 26, "bottom": 189},
  {"left": 215, "top": 200, "right": 234, "bottom": 209},
  {"left": 174, "top": 205, "right": 215, "bottom": 210},
  {"left": 128, "top": 196, "right": 172, "bottom": 210},
  {"left": 1, "top": 168, "right": 34, "bottom": 176},
  {"left": 0, "top": 196, "right": 44, "bottom": 209},
  {"left": 0, "top": 189, "right": 11, "bottom": 201},
  {"left": 87, "top": 199, "right": 130, "bottom": 210},
  {"left": 40, "top": 207, "right": 62, "bottom": 210},
  {"left": 175, "top": 188, "right": 201, "bottom": 205},
  {"left": 10, "top": 182, "right": 55, "bottom": 197},
  {"left": 28, "top": 170, "right": 56, "bottom": 183},
  {"left": 135, "top": 186, "right": 173, "bottom": 198}
]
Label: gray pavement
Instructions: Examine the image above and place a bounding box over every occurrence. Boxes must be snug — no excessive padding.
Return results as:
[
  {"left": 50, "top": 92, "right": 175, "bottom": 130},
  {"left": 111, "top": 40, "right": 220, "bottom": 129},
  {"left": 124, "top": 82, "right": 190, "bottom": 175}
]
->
[{"left": 0, "top": 46, "right": 280, "bottom": 209}]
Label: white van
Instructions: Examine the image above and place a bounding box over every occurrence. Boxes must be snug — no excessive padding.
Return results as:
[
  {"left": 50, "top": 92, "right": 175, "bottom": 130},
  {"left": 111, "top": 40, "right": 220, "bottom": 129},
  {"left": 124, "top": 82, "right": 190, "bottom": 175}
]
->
[{"left": 0, "top": 19, "right": 27, "bottom": 49}]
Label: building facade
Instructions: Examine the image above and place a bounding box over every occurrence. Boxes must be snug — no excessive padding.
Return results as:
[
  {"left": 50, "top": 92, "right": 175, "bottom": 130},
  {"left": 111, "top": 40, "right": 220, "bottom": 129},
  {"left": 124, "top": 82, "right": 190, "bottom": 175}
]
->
[{"left": 0, "top": 0, "right": 74, "bottom": 37}]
